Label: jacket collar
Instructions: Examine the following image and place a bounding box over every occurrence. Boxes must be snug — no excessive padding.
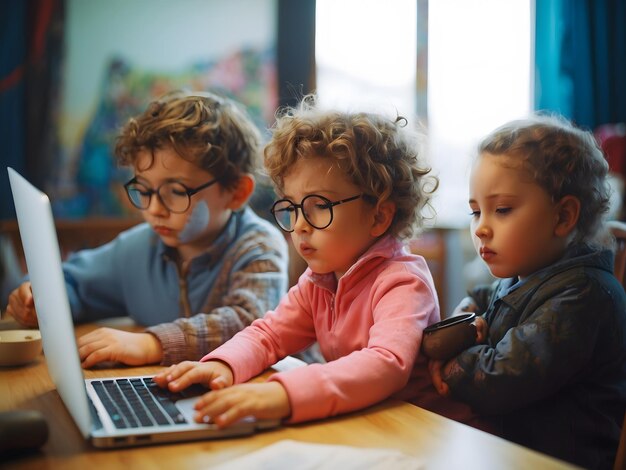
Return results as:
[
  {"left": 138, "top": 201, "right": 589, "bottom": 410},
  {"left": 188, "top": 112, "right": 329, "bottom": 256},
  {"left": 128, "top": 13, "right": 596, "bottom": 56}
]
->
[
  {"left": 308, "top": 235, "right": 405, "bottom": 292},
  {"left": 495, "top": 243, "right": 614, "bottom": 304}
]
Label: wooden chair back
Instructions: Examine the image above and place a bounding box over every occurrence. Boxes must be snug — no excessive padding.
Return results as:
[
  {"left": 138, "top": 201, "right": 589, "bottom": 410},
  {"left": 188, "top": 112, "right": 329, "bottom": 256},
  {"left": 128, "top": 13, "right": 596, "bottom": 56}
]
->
[
  {"left": 609, "top": 220, "right": 626, "bottom": 469},
  {"left": 608, "top": 220, "right": 626, "bottom": 287}
]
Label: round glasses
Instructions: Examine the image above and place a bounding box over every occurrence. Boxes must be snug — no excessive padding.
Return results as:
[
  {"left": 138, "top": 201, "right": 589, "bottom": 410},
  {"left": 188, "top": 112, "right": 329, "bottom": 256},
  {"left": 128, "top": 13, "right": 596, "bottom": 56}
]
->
[
  {"left": 271, "top": 194, "right": 364, "bottom": 232},
  {"left": 124, "top": 177, "right": 219, "bottom": 213}
]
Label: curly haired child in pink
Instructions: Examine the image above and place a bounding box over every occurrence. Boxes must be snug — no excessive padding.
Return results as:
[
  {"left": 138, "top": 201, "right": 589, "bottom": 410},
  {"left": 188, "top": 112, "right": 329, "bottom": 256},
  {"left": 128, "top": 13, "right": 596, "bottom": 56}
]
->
[{"left": 154, "top": 94, "right": 482, "bottom": 427}]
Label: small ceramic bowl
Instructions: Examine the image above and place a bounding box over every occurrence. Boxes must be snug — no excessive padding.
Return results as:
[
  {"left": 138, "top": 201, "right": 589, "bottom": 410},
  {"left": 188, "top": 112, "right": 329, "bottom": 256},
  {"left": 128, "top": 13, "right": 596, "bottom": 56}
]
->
[
  {"left": 421, "top": 313, "right": 477, "bottom": 360},
  {"left": 0, "top": 330, "right": 43, "bottom": 367}
]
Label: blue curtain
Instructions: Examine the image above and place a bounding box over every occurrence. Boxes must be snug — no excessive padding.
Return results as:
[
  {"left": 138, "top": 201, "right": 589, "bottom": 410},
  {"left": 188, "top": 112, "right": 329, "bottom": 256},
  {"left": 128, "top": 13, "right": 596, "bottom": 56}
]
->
[
  {"left": 535, "top": 0, "right": 626, "bottom": 129},
  {"left": 0, "top": 0, "right": 63, "bottom": 220},
  {"left": 0, "top": 0, "right": 26, "bottom": 220}
]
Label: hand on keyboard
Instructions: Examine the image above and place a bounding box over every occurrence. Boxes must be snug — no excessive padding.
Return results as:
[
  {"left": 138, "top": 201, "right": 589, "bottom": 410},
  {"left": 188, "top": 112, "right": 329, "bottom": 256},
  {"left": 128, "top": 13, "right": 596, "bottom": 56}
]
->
[{"left": 153, "top": 360, "right": 234, "bottom": 393}]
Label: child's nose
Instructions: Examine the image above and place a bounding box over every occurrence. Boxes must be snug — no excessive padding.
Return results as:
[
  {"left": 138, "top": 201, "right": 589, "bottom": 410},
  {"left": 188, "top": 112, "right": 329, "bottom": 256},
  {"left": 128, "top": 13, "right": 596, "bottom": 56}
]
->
[
  {"left": 146, "top": 194, "right": 169, "bottom": 216},
  {"left": 474, "top": 219, "right": 491, "bottom": 238},
  {"left": 293, "top": 209, "right": 312, "bottom": 233}
]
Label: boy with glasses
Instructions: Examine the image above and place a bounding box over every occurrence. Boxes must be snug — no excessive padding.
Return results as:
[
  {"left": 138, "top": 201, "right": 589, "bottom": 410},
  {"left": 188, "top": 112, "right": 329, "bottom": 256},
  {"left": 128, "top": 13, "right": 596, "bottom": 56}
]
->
[{"left": 6, "top": 91, "right": 288, "bottom": 367}]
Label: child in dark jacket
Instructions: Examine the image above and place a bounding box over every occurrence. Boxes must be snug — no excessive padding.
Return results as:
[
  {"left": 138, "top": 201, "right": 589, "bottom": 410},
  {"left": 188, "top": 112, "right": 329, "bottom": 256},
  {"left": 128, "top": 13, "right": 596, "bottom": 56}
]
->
[{"left": 429, "top": 114, "right": 626, "bottom": 469}]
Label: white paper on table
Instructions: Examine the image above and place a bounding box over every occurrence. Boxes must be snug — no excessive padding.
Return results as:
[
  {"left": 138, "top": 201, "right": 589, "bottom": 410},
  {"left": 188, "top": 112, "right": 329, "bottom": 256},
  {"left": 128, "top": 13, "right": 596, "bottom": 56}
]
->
[
  {"left": 270, "top": 356, "right": 308, "bottom": 372},
  {"left": 210, "top": 439, "right": 425, "bottom": 470}
]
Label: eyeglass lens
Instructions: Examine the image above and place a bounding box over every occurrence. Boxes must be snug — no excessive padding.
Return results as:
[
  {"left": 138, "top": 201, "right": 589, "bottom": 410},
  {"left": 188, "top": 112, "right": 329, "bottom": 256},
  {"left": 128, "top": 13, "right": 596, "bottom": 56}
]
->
[
  {"left": 126, "top": 181, "right": 191, "bottom": 213},
  {"left": 272, "top": 195, "right": 334, "bottom": 231}
]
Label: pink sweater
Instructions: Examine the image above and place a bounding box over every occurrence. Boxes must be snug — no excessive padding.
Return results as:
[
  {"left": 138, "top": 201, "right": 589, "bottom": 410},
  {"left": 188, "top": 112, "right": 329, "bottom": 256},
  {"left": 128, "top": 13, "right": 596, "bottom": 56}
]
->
[{"left": 203, "top": 235, "right": 441, "bottom": 423}]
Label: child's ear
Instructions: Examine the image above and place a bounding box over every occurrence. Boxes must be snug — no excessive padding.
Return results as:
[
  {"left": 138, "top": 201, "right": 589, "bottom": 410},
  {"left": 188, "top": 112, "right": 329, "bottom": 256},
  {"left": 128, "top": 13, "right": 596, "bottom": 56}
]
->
[
  {"left": 554, "top": 195, "right": 580, "bottom": 238},
  {"left": 227, "top": 174, "right": 255, "bottom": 210},
  {"left": 370, "top": 200, "right": 396, "bottom": 237}
]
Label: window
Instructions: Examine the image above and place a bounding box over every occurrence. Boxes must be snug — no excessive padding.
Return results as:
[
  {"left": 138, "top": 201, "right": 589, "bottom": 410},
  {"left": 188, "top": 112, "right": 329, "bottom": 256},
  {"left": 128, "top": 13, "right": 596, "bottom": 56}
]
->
[
  {"left": 428, "top": 0, "right": 532, "bottom": 226},
  {"left": 316, "top": 0, "right": 532, "bottom": 227},
  {"left": 316, "top": 0, "right": 417, "bottom": 119}
]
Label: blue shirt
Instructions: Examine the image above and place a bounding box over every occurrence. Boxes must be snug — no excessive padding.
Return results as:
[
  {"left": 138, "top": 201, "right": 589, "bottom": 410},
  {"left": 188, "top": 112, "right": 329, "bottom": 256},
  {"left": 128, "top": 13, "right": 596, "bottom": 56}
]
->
[{"left": 61, "top": 207, "right": 288, "bottom": 364}]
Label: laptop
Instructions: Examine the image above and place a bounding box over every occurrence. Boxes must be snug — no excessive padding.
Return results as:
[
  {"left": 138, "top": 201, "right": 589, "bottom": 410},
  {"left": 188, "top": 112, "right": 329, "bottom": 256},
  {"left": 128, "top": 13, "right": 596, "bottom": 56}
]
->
[{"left": 7, "top": 167, "right": 280, "bottom": 448}]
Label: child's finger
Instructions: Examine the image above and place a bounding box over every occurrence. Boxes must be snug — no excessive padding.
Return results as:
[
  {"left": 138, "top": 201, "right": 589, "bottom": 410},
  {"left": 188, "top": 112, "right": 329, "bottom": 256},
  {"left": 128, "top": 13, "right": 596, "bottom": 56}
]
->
[
  {"left": 152, "top": 366, "right": 174, "bottom": 385},
  {"left": 80, "top": 342, "right": 112, "bottom": 369},
  {"left": 428, "top": 360, "right": 448, "bottom": 395},
  {"left": 21, "top": 310, "right": 38, "bottom": 327},
  {"left": 210, "top": 376, "right": 229, "bottom": 390},
  {"left": 193, "top": 392, "right": 242, "bottom": 427},
  {"left": 19, "top": 283, "right": 34, "bottom": 303},
  {"left": 165, "top": 362, "right": 209, "bottom": 391},
  {"left": 153, "top": 361, "right": 197, "bottom": 387},
  {"left": 212, "top": 407, "right": 244, "bottom": 428}
]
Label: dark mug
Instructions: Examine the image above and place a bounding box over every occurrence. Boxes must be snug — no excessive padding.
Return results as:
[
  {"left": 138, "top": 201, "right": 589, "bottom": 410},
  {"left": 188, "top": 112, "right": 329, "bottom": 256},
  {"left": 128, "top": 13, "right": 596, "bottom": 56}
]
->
[
  {"left": 421, "top": 312, "right": 477, "bottom": 360},
  {"left": 0, "top": 409, "right": 49, "bottom": 455}
]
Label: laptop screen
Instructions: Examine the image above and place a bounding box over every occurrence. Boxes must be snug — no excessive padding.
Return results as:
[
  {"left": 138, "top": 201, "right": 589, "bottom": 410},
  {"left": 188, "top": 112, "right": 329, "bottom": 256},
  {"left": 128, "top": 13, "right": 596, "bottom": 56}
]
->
[{"left": 8, "top": 167, "right": 93, "bottom": 437}]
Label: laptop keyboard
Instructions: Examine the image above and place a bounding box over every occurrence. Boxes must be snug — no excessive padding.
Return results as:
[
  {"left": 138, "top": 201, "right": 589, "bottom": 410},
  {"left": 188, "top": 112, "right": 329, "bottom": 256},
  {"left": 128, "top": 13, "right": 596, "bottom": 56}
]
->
[{"left": 91, "top": 377, "right": 195, "bottom": 429}]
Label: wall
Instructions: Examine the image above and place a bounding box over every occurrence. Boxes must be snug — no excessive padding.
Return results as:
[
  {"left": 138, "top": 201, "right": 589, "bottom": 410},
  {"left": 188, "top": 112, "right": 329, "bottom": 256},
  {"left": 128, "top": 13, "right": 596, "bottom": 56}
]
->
[
  {"left": 61, "top": 0, "right": 276, "bottom": 153},
  {"left": 50, "top": 0, "right": 277, "bottom": 217}
]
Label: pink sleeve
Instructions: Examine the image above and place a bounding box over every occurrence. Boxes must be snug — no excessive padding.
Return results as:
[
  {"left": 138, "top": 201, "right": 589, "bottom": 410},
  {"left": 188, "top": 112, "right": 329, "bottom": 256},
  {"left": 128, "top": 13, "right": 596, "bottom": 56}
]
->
[
  {"left": 201, "top": 279, "right": 318, "bottom": 383},
  {"left": 271, "top": 268, "right": 438, "bottom": 423}
]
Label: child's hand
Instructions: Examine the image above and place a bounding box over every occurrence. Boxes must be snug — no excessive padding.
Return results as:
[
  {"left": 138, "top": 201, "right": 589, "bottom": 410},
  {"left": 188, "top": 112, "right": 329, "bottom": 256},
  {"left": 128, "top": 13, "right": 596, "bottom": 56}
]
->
[
  {"left": 473, "top": 316, "right": 489, "bottom": 344},
  {"left": 428, "top": 359, "right": 451, "bottom": 397},
  {"left": 77, "top": 328, "right": 163, "bottom": 368},
  {"left": 6, "top": 282, "right": 38, "bottom": 327},
  {"left": 153, "top": 360, "right": 234, "bottom": 393},
  {"left": 193, "top": 381, "right": 291, "bottom": 428}
]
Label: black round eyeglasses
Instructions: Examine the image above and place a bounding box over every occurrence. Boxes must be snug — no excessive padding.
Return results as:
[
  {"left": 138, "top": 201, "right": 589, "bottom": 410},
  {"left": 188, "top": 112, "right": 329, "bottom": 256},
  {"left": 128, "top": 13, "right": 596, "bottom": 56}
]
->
[
  {"left": 270, "top": 194, "right": 365, "bottom": 232},
  {"left": 124, "top": 177, "right": 219, "bottom": 214}
]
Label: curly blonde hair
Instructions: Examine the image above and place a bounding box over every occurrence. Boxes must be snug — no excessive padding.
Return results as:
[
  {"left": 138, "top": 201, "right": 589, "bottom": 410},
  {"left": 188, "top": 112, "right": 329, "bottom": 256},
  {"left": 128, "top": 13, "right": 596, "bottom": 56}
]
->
[
  {"left": 115, "top": 90, "right": 261, "bottom": 189},
  {"left": 264, "top": 96, "right": 438, "bottom": 238},
  {"left": 478, "top": 114, "right": 611, "bottom": 244}
]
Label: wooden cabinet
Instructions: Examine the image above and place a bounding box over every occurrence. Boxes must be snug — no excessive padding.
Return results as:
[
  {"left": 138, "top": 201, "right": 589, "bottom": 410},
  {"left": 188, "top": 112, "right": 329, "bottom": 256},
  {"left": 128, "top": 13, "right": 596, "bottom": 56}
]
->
[
  {"left": 0, "top": 218, "right": 141, "bottom": 272},
  {"left": 409, "top": 230, "right": 447, "bottom": 314}
]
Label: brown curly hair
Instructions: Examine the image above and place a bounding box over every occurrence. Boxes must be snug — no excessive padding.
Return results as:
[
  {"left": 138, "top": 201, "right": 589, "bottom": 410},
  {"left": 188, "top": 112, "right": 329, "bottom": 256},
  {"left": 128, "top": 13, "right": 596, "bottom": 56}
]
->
[
  {"left": 263, "top": 95, "right": 438, "bottom": 238},
  {"left": 115, "top": 90, "right": 261, "bottom": 189},
  {"left": 478, "top": 114, "right": 611, "bottom": 244}
]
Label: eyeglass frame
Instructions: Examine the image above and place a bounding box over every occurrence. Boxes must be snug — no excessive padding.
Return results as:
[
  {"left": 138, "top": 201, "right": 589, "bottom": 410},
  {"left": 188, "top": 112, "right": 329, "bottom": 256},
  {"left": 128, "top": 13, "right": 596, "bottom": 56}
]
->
[
  {"left": 270, "top": 193, "right": 370, "bottom": 232},
  {"left": 123, "top": 177, "right": 220, "bottom": 214}
]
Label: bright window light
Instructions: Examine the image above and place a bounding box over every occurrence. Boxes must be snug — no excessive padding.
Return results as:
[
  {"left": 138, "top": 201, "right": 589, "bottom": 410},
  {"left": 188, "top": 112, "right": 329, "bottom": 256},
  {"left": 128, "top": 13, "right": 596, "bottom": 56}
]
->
[
  {"left": 428, "top": 0, "right": 532, "bottom": 227},
  {"left": 316, "top": 0, "right": 417, "bottom": 118}
]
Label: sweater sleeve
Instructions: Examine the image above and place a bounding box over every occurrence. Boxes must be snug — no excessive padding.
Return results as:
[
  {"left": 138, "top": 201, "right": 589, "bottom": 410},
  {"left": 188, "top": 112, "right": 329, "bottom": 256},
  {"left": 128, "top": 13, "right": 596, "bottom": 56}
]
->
[
  {"left": 147, "top": 227, "right": 288, "bottom": 365},
  {"left": 201, "top": 275, "right": 319, "bottom": 382},
  {"left": 206, "top": 264, "right": 438, "bottom": 423}
]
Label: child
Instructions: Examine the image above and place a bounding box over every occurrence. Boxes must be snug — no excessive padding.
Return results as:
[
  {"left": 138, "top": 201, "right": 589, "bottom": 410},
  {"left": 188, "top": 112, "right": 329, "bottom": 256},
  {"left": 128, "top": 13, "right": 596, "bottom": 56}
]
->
[
  {"left": 429, "top": 115, "right": 626, "bottom": 469},
  {"left": 154, "top": 96, "right": 446, "bottom": 426},
  {"left": 6, "top": 91, "right": 288, "bottom": 368}
]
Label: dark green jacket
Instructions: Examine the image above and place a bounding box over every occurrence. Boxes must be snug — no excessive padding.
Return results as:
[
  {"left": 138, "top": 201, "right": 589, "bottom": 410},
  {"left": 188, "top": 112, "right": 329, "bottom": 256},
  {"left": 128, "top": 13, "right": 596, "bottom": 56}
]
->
[{"left": 445, "top": 244, "right": 626, "bottom": 469}]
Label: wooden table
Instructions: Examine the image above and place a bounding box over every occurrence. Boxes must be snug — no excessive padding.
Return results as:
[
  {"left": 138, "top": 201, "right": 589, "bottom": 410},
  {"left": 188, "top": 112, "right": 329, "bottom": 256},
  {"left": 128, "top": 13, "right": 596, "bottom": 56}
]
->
[{"left": 0, "top": 323, "right": 577, "bottom": 469}]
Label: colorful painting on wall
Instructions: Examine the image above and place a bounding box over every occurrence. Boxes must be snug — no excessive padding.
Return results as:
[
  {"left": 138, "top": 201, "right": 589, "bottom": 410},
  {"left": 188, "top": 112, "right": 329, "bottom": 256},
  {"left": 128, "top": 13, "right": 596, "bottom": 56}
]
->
[{"left": 52, "top": 48, "right": 277, "bottom": 218}]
